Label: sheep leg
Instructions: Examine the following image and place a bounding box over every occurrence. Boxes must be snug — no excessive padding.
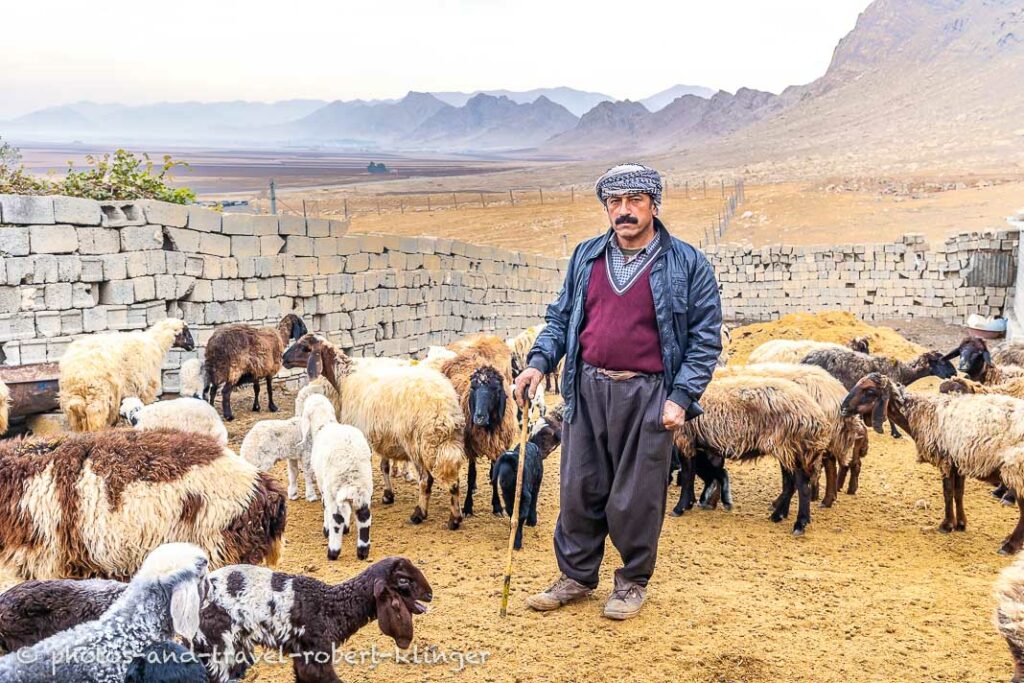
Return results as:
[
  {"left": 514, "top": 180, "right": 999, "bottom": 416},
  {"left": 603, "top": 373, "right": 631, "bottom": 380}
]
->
[
  {"left": 999, "top": 494, "right": 1024, "bottom": 555},
  {"left": 302, "top": 456, "right": 319, "bottom": 502},
  {"left": 251, "top": 378, "right": 261, "bottom": 412},
  {"left": 670, "top": 457, "right": 698, "bottom": 516},
  {"left": 994, "top": 483, "right": 1010, "bottom": 500},
  {"left": 447, "top": 481, "right": 463, "bottom": 530},
  {"left": 491, "top": 461, "right": 504, "bottom": 516},
  {"left": 939, "top": 474, "right": 956, "bottom": 533},
  {"left": 325, "top": 496, "right": 344, "bottom": 561},
  {"left": 293, "top": 657, "right": 341, "bottom": 683},
  {"left": 462, "top": 457, "right": 476, "bottom": 517},
  {"left": 953, "top": 470, "right": 967, "bottom": 532},
  {"left": 698, "top": 480, "right": 719, "bottom": 509},
  {"left": 514, "top": 494, "right": 530, "bottom": 549},
  {"left": 1004, "top": 490, "right": 1019, "bottom": 507},
  {"left": 821, "top": 456, "right": 838, "bottom": 508},
  {"left": 846, "top": 432, "right": 868, "bottom": 495},
  {"left": 221, "top": 381, "right": 235, "bottom": 421},
  {"left": 792, "top": 468, "right": 812, "bottom": 536},
  {"left": 836, "top": 464, "right": 849, "bottom": 493},
  {"left": 410, "top": 471, "right": 431, "bottom": 524},
  {"left": 355, "top": 502, "right": 372, "bottom": 560},
  {"left": 810, "top": 469, "right": 820, "bottom": 502},
  {"left": 771, "top": 469, "right": 796, "bottom": 522},
  {"left": 718, "top": 470, "right": 733, "bottom": 511},
  {"left": 264, "top": 376, "right": 278, "bottom": 412},
  {"left": 286, "top": 459, "right": 300, "bottom": 500},
  {"left": 381, "top": 459, "right": 395, "bottom": 505},
  {"left": 340, "top": 500, "right": 352, "bottom": 535},
  {"left": 206, "top": 381, "right": 219, "bottom": 406},
  {"left": 771, "top": 463, "right": 788, "bottom": 511}
]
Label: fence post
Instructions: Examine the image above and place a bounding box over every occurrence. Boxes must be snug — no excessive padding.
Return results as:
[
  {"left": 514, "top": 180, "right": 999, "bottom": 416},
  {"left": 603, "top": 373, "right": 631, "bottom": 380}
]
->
[
  {"left": 343, "top": 198, "right": 348, "bottom": 219},
  {"left": 452, "top": 193, "right": 457, "bottom": 210},
  {"left": 685, "top": 181, "right": 689, "bottom": 199},
  {"left": 539, "top": 188, "right": 544, "bottom": 205},
  {"left": 427, "top": 196, "right": 431, "bottom": 212},
  {"left": 703, "top": 180, "right": 707, "bottom": 198},
  {"left": 570, "top": 187, "right": 575, "bottom": 203},
  {"left": 480, "top": 192, "right": 485, "bottom": 208},
  {"left": 400, "top": 201, "right": 404, "bottom": 214},
  {"left": 509, "top": 189, "right": 514, "bottom": 206},
  {"left": 721, "top": 179, "right": 725, "bottom": 199},
  {"left": 562, "top": 234, "right": 568, "bottom": 256},
  {"left": 377, "top": 199, "right": 381, "bottom": 215}
]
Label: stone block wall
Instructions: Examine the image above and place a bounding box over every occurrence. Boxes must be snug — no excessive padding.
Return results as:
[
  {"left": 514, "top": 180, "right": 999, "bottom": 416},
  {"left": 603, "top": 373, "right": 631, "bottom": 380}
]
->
[
  {"left": 0, "top": 195, "right": 566, "bottom": 392},
  {"left": 707, "top": 230, "right": 1019, "bottom": 322}
]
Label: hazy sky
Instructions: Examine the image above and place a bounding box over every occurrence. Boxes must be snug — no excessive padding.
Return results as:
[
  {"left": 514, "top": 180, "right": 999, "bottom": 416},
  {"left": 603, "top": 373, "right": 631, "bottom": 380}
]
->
[{"left": 1, "top": 0, "right": 871, "bottom": 119}]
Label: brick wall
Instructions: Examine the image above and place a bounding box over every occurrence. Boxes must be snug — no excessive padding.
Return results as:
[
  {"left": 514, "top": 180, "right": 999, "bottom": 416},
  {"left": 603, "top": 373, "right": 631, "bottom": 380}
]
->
[{"left": 0, "top": 195, "right": 566, "bottom": 391}]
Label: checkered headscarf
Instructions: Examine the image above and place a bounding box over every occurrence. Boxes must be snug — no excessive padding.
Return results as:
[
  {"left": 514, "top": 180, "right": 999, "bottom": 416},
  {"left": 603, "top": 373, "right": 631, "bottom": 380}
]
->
[{"left": 595, "top": 163, "right": 663, "bottom": 210}]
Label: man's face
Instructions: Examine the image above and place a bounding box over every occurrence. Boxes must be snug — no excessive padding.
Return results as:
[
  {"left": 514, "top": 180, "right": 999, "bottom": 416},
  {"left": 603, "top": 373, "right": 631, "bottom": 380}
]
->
[{"left": 606, "top": 193, "right": 656, "bottom": 241}]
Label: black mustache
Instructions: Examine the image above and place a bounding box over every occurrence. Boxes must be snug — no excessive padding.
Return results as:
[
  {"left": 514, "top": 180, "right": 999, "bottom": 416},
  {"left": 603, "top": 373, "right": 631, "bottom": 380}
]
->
[{"left": 615, "top": 215, "right": 639, "bottom": 225}]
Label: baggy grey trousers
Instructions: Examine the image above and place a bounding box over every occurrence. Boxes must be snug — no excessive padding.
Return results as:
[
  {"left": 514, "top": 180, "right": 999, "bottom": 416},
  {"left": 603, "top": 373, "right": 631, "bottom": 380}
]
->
[{"left": 554, "top": 363, "right": 675, "bottom": 588}]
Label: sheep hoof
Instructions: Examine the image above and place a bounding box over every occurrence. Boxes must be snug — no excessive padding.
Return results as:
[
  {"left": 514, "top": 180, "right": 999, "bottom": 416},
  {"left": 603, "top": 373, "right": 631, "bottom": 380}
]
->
[
  {"left": 306, "top": 494, "right": 319, "bottom": 502},
  {"left": 224, "top": 415, "right": 234, "bottom": 422},
  {"left": 955, "top": 522, "right": 966, "bottom": 532},
  {"left": 251, "top": 405, "right": 260, "bottom": 412},
  {"left": 938, "top": 524, "right": 953, "bottom": 534},
  {"left": 382, "top": 492, "right": 395, "bottom": 505},
  {"left": 492, "top": 510, "right": 505, "bottom": 518},
  {"left": 670, "top": 508, "right": 684, "bottom": 517},
  {"left": 269, "top": 404, "right": 279, "bottom": 413},
  {"left": 820, "top": 500, "right": 834, "bottom": 509},
  {"left": 288, "top": 492, "right": 299, "bottom": 501},
  {"left": 357, "top": 547, "right": 370, "bottom": 560},
  {"left": 723, "top": 504, "right": 733, "bottom": 512},
  {"left": 447, "top": 517, "right": 462, "bottom": 530},
  {"left": 327, "top": 549, "right": 340, "bottom": 561},
  {"left": 410, "top": 510, "right": 425, "bottom": 524},
  {"left": 792, "top": 527, "right": 806, "bottom": 537},
  {"left": 770, "top": 512, "right": 786, "bottom": 523}
]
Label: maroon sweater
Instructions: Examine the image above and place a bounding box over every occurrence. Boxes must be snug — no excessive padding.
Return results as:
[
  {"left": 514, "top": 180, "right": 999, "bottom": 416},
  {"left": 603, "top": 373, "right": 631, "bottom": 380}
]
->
[{"left": 580, "top": 253, "right": 664, "bottom": 374}]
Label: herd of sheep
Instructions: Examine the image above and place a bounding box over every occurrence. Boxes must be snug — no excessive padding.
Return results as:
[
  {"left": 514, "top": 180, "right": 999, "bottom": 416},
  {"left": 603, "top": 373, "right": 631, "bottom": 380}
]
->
[{"left": 5, "top": 312, "right": 1024, "bottom": 679}]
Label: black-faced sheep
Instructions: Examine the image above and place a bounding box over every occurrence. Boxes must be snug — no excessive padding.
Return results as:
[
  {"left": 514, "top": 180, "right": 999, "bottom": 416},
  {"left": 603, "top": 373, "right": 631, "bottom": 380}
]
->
[
  {"left": 674, "top": 376, "right": 831, "bottom": 535},
  {"left": 439, "top": 351, "right": 516, "bottom": 517},
  {"left": 284, "top": 334, "right": 467, "bottom": 530},
  {"left": 59, "top": 318, "right": 195, "bottom": 432},
  {"left": 299, "top": 394, "right": 374, "bottom": 561},
  {"left": 203, "top": 313, "right": 307, "bottom": 421},
  {"left": 120, "top": 396, "right": 228, "bottom": 446},
  {"left": 0, "top": 556, "right": 433, "bottom": 683},
  {"left": 841, "top": 373, "right": 1024, "bottom": 553},
  {"left": 953, "top": 336, "right": 1024, "bottom": 385},
  {"left": 0, "top": 429, "right": 286, "bottom": 581},
  {"left": 490, "top": 407, "right": 564, "bottom": 550},
  {"left": 0, "top": 542, "right": 209, "bottom": 683},
  {"left": 670, "top": 448, "right": 732, "bottom": 515}
]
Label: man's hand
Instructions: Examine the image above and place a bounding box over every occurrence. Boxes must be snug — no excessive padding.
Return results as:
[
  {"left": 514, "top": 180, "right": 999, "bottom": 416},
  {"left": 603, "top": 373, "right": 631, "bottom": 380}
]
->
[
  {"left": 514, "top": 367, "right": 544, "bottom": 408},
  {"left": 662, "top": 400, "right": 686, "bottom": 431}
]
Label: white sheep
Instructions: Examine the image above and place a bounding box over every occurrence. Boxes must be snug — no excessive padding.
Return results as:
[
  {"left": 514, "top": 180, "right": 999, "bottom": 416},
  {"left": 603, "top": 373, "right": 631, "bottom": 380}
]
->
[
  {"left": 747, "top": 339, "right": 856, "bottom": 364},
  {"left": 239, "top": 417, "right": 319, "bottom": 501},
  {"left": 299, "top": 394, "right": 374, "bottom": 561},
  {"left": 59, "top": 318, "right": 195, "bottom": 432},
  {"left": 995, "top": 550, "right": 1024, "bottom": 682},
  {"left": 119, "top": 396, "right": 229, "bottom": 446},
  {"left": 0, "top": 378, "right": 8, "bottom": 436},
  {"left": 178, "top": 358, "right": 205, "bottom": 399},
  {"left": 286, "top": 335, "right": 466, "bottom": 530}
]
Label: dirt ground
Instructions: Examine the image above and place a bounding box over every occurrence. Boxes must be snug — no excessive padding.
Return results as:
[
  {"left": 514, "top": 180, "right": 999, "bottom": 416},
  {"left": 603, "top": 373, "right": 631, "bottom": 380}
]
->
[
  {"left": 336, "top": 180, "right": 1024, "bottom": 255},
  {"left": 219, "top": 370, "right": 1017, "bottom": 683}
]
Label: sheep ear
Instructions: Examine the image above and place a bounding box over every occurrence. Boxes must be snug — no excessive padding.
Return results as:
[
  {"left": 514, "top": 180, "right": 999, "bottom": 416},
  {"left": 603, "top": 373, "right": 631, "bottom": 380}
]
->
[
  {"left": 299, "top": 408, "right": 312, "bottom": 445},
  {"left": 321, "top": 345, "right": 340, "bottom": 392},
  {"left": 170, "top": 579, "right": 202, "bottom": 641},
  {"left": 983, "top": 350, "right": 992, "bottom": 365},
  {"left": 497, "top": 386, "right": 507, "bottom": 424},
  {"left": 374, "top": 580, "right": 413, "bottom": 648},
  {"left": 306, "top": 350, "right": 323, "bottom": 379},
  {"left": 941, "top": 348, "right": 960, "bottom": 360},
  {"left": 872, "top": 393, "right": 889, "bottom": 434}
]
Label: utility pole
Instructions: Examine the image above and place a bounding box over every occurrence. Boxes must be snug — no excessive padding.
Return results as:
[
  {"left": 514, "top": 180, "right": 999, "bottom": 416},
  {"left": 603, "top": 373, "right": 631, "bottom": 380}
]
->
[{"left": 269, "top": 179, "right": 277, "bottom": 215}]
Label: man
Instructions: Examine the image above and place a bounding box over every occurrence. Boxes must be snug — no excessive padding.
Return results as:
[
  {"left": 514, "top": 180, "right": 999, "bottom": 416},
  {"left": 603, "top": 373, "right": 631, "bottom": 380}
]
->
[{"left": 513, "top": 163, "right": 722, "bottom": 620}]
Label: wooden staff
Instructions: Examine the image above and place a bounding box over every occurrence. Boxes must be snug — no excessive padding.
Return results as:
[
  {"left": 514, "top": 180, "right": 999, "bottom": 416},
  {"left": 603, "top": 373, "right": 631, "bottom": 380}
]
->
[{"left": 500, "top": 396, "right": 532, "bottom": 617}]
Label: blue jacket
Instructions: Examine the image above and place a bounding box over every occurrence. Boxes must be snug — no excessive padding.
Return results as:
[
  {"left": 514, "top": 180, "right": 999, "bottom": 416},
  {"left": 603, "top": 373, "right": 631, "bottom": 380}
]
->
[{"left": 527, "top": 219, "right": 723, "bottom": 423}]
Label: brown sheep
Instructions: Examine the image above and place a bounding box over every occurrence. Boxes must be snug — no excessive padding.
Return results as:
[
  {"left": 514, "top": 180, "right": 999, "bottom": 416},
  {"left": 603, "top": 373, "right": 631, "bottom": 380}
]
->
[
  {"left": 447, "top": 333, "right": 514, "bottom": 382},
  {"left": 953, "top": 336, "right": 1024, "bottom": 385},
  {"left": 0, "top": 429, "right": 287, "bottom": 580},
  {"left": 203, "top": 313, "right": 307, "bottom": 421}
]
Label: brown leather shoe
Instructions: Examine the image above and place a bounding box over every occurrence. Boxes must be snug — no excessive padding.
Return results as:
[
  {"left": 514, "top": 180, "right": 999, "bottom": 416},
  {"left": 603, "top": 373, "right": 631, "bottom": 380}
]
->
[
  {"left": 603, "top": 576, "right": 646, "bottom": 620},
  {"left": 525, "top": 574, "right": 593, "bottom": 611}
]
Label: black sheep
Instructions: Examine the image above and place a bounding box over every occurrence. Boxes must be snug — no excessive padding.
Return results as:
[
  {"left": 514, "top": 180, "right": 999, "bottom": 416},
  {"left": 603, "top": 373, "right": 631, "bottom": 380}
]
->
[{"left": 670, "top": 447, "right": 733, "bottom": 516}]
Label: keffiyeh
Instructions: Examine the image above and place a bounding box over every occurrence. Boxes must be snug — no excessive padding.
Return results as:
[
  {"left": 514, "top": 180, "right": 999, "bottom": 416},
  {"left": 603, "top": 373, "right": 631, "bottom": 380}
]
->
[{"left": 594, "top": 163, "right": 663, "bottom": 210}]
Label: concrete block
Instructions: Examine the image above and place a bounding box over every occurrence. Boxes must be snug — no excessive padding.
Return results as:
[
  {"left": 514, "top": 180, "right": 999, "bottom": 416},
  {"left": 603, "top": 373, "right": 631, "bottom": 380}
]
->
[
  {"left": 0, "top": 195, "right": 54, "bottom": 224},
  {"left": 279, "top": 215, "right": 306, "bottom": 236},
  {"left": 98, "top": 201, "right": 145, "bottom": 227},
  {"left": 80, "top": 257, "right": 104, "bottom": 282},
  {"left": 77, "top": 227, "right": 121, "bottom": 254},
  {"left": 99, "top": 280, "right": 136, "bottom": 305},
  {"left": 120, "top": 224, "right": 164, "bottom": 251},
  {"left": 306, "top": 218, "right": 330, "bottom": 238},
  {"left": 201, "top": 255, "right": 223, "bottom": 280},
  {"left": 0, "top": 287, "right": 18, "bottom": 314},
  {"left": 187, "top": 206, "right": 222, "bottom": 232},
  {"left": 72, "top": 282, "right": 99, "bottom": 308},
  {"left": 35, "top": 311, "right": 61, "bottom": 338},
  {"left": 231, "top": 235, "right": 261, "bottom": 258},
  {"left": 20, "top": 339, "right": 48, "bottom": 364},
  {"left": 251, "top": 215, "right": 279, "bottom": 236},
  {"left": 0, "top": 226, "right": 30, "bottom": 256},
  {"left": 44, "top": 283, "right": 73, "bottom": 309},
  {"left": 344, "top": 253, "right": 369, "bottom": 273},
  {"left": 197, "top": 232, "right": 231, "bottom": 257},
  {"left": 29, "top": 224, "right": 78, "bottom": 254},
  {"left": 141, "top": 200, "right": 188, "bottom": 227},
  {"left": 60, "top": 310, "right": 83, "bottom": 336},
  {"left": 329, "top": 219, "right": 348, "bottom": 237},
  {"left": 222, "top": 214, "right": 254, "bottom": 235},
  {"left": 164, "top": 227, "right": 201, "bottom": 253},
  {"left": 283, "top": 236, "right": 314, "bottom": 256},
  {"left": 260, "top": 234, "right": 284, "bottom": 256},
  {"left": 52, "top": 196, "right": 102, "bottom": 225}
]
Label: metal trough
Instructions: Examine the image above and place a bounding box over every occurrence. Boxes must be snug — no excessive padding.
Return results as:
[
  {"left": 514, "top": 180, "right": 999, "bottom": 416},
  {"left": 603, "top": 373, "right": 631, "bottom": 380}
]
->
[{"left": 0, "top": 363, "right": 61, "bottom": 419}]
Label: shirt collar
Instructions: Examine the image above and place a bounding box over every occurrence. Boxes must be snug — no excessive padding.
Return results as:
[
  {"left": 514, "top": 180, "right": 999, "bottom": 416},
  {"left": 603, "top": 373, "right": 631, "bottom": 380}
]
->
[{"left": 608, "top": 225, "right": 661, "bottom": 256}]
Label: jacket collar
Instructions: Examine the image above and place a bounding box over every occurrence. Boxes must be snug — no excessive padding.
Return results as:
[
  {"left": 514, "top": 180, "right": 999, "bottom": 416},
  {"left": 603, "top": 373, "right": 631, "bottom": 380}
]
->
[{"left": 584, "top": 217, "right": 672, "bottom": 264}]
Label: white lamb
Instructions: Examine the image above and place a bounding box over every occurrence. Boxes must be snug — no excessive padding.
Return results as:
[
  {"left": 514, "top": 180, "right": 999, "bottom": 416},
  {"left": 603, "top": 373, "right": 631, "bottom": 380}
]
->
[
  {"left": 239, "top": 417, "right": 319, "bottom": 502},
  {"left": 299, "top": 394, "right": 374, "bottom": 561},
  {"left": 119, "top": 396, "right": 229, "bottom": 446}
]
